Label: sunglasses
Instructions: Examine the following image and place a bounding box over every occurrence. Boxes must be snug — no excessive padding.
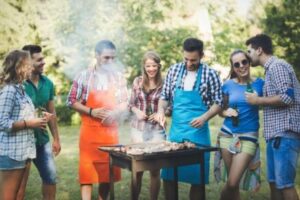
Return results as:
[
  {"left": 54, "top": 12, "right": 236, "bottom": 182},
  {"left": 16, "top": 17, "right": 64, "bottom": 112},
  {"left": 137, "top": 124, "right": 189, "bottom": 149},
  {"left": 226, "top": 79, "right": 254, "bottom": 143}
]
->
[{"left": 233, "top": 59, "right": 249, "bottom": 68}]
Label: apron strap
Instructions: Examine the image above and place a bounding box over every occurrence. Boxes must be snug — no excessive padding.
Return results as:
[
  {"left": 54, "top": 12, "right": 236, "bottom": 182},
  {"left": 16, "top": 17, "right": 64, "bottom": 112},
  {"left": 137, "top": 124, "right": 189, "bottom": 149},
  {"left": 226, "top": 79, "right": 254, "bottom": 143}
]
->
[
  {"left": 175, "top": 63, "right": 203, "bottom": 91},
  {"left": 194, "top": 64, "right": 203, "bottom": 91},
  {"left": 175, "top": 63, "right": 185, "bottom": 89}
]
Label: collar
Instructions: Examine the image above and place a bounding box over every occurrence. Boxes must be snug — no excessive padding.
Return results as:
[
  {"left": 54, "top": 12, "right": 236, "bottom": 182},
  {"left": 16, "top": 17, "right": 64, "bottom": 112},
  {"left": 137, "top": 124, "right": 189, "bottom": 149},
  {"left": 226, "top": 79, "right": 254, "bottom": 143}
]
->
[
  {"left": 182, "top": 62, "right": 202, "bottom": 72},
  {"left": 264, "top": 56, "right": 276, "bottom": 71},
  {"left": 26, "top": 74, "right": 45, "bottom": 83}
]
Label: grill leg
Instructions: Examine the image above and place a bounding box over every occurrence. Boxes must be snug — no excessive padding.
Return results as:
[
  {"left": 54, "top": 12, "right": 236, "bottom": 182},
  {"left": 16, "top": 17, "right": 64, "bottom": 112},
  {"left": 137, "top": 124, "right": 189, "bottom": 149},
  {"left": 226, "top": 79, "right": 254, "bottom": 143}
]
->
[
  {"left": 131, "top": 171, "right": 138, "bottom": 200},
  {"left": 200, "top": 153, "right": 205, "bottom": 200},
  {"left": 174, "top": 166, "right": 178, "bottom": 200},
  {"left": 109, "top": 156, "right": 114, "bottom": 200}
]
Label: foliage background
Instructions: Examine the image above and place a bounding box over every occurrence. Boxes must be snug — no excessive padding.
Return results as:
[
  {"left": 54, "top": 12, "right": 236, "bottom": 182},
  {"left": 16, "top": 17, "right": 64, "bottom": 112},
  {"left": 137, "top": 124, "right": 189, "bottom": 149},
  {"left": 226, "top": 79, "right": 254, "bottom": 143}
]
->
[
  {"left": 0, "top": 0, "right": 299, "bottom": 120},
  {"left": 0, "top": 1, "right": 299, "bottom": 198}
]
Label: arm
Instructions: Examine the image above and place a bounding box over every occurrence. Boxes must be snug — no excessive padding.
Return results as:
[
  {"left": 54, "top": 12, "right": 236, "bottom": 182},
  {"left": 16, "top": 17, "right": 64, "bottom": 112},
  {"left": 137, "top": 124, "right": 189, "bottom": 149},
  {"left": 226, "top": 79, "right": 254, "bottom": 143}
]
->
[
  {"left": 155, "top": 99, "right": 169, "bottom": 127},
  {"left": 12, "top": 119, "right": 47, "bottom": 131},
  {"left": 245, "top": 93, "right": 286, "bottom": 106},
  {"left": 219, "top": 92, "right": 238, "bottom": 118},
  {"left": 0, "top": 86, "right": 47, "bottom": 133},
  {"left": 46, "top": 100, "right": 61, "bottom": 156},
  {"left": 190, "top": 104, "right": 222, "bottom": 128},
  {"left": 246, "top": 64, "right": 294, "bottom": 107},
  {"left": 191, "top": 68, "right": 223, "bottom": 127},
  {"left": 219, "top": 93, "right": 228, "bottom": 118},
  {"left": 67, "top": 75, "right": 109, "bottom": 120}
]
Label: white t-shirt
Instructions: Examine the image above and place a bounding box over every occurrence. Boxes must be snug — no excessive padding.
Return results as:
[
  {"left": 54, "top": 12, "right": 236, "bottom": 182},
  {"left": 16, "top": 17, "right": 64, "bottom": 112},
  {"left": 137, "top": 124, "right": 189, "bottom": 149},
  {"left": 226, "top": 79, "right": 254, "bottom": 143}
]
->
[{"left": 183, "top": 71, "right": 197, "bottom": 91}]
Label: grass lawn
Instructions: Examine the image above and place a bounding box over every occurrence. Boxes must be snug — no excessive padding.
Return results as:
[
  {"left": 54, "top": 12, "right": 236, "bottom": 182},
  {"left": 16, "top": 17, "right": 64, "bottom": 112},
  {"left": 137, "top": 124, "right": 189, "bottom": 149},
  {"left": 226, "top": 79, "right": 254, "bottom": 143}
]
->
[{"left": 26, "top": 115, "right": 300, "bottom": 199}]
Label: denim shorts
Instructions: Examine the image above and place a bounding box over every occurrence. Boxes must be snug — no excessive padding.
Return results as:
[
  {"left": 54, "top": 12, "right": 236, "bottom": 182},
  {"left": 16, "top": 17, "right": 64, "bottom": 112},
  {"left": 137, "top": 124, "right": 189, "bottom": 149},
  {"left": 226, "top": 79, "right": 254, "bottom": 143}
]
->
[
  {"left": 33, "top": 142, "right": 57, "bottom": 184},
  {"left": 0, "top": 155, "right": 29, "bottom": 170},
  {"left": 266, "top": 137, "right": 300, "bottom": 189}
]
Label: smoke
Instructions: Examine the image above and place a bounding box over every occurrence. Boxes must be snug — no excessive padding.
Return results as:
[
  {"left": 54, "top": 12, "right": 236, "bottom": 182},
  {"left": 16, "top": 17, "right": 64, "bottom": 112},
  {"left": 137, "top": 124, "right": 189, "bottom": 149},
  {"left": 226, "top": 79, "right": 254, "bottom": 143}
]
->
[{"left": 42, "top": 0, "right": 125, "bottom": 79}]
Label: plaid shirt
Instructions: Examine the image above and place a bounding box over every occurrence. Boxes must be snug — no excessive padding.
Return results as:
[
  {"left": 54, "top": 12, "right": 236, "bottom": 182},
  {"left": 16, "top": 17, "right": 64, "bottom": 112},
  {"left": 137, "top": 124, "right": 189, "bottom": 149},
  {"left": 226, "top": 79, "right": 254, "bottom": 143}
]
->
[
  {"left": 129, "top": 76, "right": 162, "bottom": 131},
  {"left": 263, "top": 56, "right": 300, "bottom": 140},
  {"left": 0, "top": 84, "right": 36, "bottom": 161},
  {"left": 161, "top": 62, "right": 222, "bottom": 108},
  {"left": 67, "top": 66, "right": 128, "bottom": 106}
]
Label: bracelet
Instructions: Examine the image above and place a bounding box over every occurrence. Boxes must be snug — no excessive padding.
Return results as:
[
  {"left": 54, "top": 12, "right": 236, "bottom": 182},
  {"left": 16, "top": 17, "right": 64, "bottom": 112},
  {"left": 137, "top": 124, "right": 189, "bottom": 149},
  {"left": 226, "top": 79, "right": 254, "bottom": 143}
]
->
[
  {"left": 23, "top": 120, "right": 27, "bottom": 129},
  {"left": 89, "top": 108, "right": 93, "bottom": 117}
]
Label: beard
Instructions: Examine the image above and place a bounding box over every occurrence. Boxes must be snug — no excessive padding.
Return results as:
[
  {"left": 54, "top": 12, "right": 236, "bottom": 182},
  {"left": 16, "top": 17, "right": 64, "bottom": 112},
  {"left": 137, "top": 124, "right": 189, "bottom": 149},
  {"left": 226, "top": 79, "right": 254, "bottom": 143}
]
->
[{"left": 186, "top": 63, "right": 199, "bottom": 71}]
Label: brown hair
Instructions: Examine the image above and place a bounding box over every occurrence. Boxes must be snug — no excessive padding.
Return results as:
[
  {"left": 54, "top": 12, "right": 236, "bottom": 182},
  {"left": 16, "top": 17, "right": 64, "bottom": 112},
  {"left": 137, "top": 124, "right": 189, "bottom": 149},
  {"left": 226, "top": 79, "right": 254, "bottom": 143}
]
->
[
  {"left": 142, "top": 51, "right": 162, "bottom": 91},
  {"left": 0, "top": 50, "right": 30, "bottom": 87},
  {"left": 227, "top": 49, "right": 251, "bottom": 79}
]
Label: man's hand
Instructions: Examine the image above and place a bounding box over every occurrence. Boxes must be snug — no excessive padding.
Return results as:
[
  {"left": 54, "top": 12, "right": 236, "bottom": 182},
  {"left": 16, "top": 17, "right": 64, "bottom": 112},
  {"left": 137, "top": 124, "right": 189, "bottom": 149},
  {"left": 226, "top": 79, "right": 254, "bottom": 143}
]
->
[
  {"left": 190, "top": 115, "right": 208, "bottom": 128},
  {"left": 245, "top": 92, "right": 259, "bottom": 105},
  {"left": 52, "top": 139, "right": 61, "bottom": 156},
  {"left": 91, "top": 108, "right": 109, "bottom": 120},
  {"left": 101, "top": 109, "right": 119, "bottom": 125}
]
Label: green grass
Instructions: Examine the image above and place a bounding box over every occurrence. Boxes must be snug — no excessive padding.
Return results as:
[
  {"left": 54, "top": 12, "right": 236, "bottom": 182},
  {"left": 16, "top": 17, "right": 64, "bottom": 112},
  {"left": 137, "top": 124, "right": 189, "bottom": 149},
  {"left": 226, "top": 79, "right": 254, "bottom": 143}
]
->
[{"left": 26, "top": 115, "right": 300, "bottom": 200}]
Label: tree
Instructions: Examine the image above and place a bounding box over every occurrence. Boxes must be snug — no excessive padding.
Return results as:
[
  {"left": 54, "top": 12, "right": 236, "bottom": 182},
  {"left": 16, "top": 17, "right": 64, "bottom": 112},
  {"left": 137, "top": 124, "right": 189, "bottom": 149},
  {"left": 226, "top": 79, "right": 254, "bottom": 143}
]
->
[
  {"left": 263, "top": 0, "right": 300, "bottom": 79},
  {"left": 0, "top": 0, "right": 71, "bottom": 97}
]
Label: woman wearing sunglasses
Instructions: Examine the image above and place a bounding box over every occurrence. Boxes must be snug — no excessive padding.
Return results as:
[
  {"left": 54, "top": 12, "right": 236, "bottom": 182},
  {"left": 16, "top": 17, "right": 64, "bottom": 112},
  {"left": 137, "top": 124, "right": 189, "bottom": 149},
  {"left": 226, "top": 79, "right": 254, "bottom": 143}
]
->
[{"left": 217, "top": 50, "right": 264, "bottom": 200}]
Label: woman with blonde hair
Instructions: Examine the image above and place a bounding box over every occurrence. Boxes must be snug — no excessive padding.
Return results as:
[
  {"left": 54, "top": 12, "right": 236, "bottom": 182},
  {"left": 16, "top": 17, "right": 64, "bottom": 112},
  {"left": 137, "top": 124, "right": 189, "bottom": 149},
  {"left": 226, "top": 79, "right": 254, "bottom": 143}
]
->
[
  {"left": 0, "top": 50, "right": 48, "bottom": 200},
  {"left": 129, "top": 51, "right": 166, "bottom": 200}
]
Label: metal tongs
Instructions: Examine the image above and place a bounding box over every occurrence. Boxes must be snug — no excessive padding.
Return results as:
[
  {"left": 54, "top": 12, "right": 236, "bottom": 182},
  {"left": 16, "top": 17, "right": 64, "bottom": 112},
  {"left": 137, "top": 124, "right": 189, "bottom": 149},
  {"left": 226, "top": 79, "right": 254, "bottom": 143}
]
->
[{"left": 181, "top": 138, "right": 214, "bottom": 149}]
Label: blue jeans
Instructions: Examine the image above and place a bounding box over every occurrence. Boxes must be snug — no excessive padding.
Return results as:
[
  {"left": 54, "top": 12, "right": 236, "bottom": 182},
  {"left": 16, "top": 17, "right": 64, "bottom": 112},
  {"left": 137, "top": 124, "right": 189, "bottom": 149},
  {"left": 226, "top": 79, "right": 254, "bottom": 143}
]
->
[
  {"left": 266, "top": 137, "right": 300, "bottom": 189},
  {"left": 0, "top": 155, "right": 29, "bottom": 170},
  {"left": 33, "top": 142, "right": 57, "bottom": 184}
]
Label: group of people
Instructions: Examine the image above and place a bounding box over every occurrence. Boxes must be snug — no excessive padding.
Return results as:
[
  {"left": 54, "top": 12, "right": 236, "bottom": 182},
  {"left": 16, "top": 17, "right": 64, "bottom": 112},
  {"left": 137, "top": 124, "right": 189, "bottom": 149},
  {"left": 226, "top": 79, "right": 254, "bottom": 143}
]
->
[
  {"left": 0, "top": 34, "right": 299, "bottom": 200},
  {"left": 0, "top": 45, "right": 60, "bottom": 200}
]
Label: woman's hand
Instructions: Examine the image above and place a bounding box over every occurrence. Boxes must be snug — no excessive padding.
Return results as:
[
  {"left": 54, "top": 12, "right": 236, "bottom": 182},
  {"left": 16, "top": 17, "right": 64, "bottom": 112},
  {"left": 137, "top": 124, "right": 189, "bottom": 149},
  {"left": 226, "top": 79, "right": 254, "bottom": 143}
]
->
[
  {"left": 154, "top": 111, "right": 166, "bottom": 128},
  {"left": 147, "top": 113, "right": 156, "bottom": 122},
  {"left": 42, "top": 111, "right": 54, "bottom": 122},
  {"left": 27, "top": 118, "right": 48, "bottom": 130},
  {"left": 134, "top": 109, "right": 148, "bottom": 120},
  {"left": 223, "top": 108, "right": 238, "bottom": 117}
]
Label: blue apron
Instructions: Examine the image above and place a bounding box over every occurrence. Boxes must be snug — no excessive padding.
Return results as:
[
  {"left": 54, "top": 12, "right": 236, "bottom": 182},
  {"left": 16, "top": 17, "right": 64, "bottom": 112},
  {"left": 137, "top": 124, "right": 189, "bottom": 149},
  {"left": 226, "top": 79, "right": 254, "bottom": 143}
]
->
[{"left": 161, "top": 64, "right": 211, "bottom": 184}]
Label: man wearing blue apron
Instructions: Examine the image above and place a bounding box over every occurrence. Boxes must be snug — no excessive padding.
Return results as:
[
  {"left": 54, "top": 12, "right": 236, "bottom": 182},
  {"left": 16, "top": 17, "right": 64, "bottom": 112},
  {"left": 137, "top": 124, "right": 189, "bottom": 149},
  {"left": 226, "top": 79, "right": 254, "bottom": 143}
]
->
[{"left": 156, "top": 38, "right": 222, "bottom": 200}]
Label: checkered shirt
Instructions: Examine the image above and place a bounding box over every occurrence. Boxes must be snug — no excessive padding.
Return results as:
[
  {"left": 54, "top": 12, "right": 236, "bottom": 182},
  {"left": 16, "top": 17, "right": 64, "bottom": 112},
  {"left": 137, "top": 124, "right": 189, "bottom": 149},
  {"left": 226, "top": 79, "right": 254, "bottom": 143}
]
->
[
  {"left": 67, "top": 66, "right": 128, "bottom": 106},
  {"left": 129, "top": 76, "right": 162, "bottom": 131},
  {"left": 263, "top": 56, "right": 300, "bottom": 140},
  {"left": 0, "top": 84, "right": 36, "bottom": 161},
  {"left": 160, "top": 62, "right": 222, "bottom": 108}
]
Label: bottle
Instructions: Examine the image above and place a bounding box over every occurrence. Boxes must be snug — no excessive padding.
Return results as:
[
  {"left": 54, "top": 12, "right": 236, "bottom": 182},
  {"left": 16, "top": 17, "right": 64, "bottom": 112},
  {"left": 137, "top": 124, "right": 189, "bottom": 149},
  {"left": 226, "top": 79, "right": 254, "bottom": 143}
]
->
[
  {"left": 232, "top": 104, "right": 239, "bottom": 127},
  {"left": 145, "top": 103, "right": 153, "bottom": 117},
  {"left": 246, "top": 81, "right": 254, "bottom": 93}
]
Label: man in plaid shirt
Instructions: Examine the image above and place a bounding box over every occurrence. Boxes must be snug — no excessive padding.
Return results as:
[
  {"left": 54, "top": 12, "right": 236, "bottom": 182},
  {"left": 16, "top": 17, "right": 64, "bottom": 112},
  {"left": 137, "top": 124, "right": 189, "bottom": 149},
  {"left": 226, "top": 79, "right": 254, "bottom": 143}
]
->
[
  {"left": 245, "top": 34, "right": 300, "bottom": 200},
  {"left": 156, "top": 38, "right": 222, "bottom": 200}
]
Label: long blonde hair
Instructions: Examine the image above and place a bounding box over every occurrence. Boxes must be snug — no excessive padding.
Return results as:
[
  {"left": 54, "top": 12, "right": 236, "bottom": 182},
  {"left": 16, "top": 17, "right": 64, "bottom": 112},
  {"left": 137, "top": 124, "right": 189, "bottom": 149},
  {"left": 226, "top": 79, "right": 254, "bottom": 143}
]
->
[
  {"left": 142, "top": 51, "right": 162, "bottom": 91},
  {"left": 0, "top": 50, "right": 30, "bottom": 88}
]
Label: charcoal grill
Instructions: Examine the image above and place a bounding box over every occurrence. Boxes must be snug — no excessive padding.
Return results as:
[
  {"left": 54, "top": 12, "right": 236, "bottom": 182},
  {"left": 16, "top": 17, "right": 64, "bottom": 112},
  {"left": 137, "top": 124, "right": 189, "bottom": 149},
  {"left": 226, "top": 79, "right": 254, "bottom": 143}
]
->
[{"left": 99, "top": 144, "right": 219, "bottom": 200}]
